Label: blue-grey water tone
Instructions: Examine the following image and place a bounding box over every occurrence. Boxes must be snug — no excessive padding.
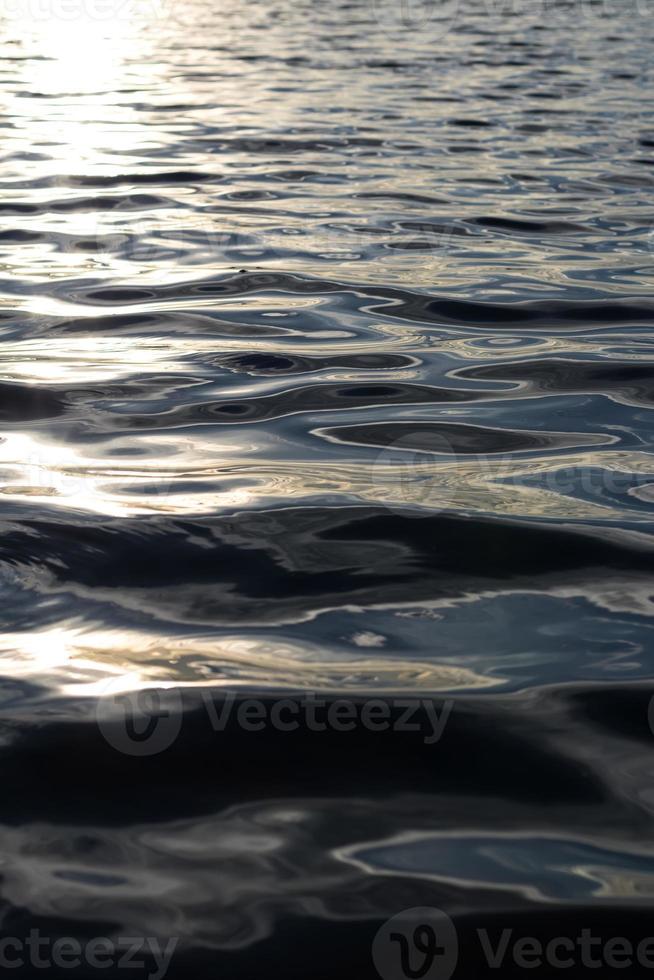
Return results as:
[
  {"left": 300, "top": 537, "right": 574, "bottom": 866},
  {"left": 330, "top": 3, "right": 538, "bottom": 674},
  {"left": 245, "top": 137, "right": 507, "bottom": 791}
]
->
[{"left": 0, "top": 0, "right": 653, "bottom": 975}]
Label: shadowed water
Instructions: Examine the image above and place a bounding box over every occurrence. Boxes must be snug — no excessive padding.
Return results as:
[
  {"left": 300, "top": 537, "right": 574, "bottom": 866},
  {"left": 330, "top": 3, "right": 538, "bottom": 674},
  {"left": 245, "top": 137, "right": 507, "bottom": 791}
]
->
[{"left": 0, "top": 0, "right": 654, "bottom": 975}]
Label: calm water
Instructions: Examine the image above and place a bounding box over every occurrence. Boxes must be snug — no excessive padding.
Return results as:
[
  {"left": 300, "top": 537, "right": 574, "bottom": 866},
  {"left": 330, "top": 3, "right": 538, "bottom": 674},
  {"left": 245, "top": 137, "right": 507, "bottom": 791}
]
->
[{"left": 1, "top": 0, "right": 654, "bottom": 975}]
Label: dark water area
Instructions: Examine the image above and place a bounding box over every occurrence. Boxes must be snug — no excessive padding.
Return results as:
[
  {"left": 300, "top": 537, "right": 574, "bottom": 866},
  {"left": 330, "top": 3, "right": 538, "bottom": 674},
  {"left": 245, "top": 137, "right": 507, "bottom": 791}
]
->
[{"left": 1, "top": 0, "right": 654, "bottom": 975}]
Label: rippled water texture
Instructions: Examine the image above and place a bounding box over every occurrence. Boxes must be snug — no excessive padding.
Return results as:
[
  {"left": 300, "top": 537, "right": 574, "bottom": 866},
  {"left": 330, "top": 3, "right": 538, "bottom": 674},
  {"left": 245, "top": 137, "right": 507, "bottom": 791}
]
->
[{"left": 1, "top": 0, "right": 654, "bottom": 975}]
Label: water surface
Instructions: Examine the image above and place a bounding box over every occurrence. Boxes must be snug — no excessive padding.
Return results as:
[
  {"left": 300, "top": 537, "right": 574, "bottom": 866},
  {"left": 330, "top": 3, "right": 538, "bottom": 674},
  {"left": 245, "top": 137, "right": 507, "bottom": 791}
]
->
[{"left": 1, "top": 0, "right": 654, "bottom": 975}]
